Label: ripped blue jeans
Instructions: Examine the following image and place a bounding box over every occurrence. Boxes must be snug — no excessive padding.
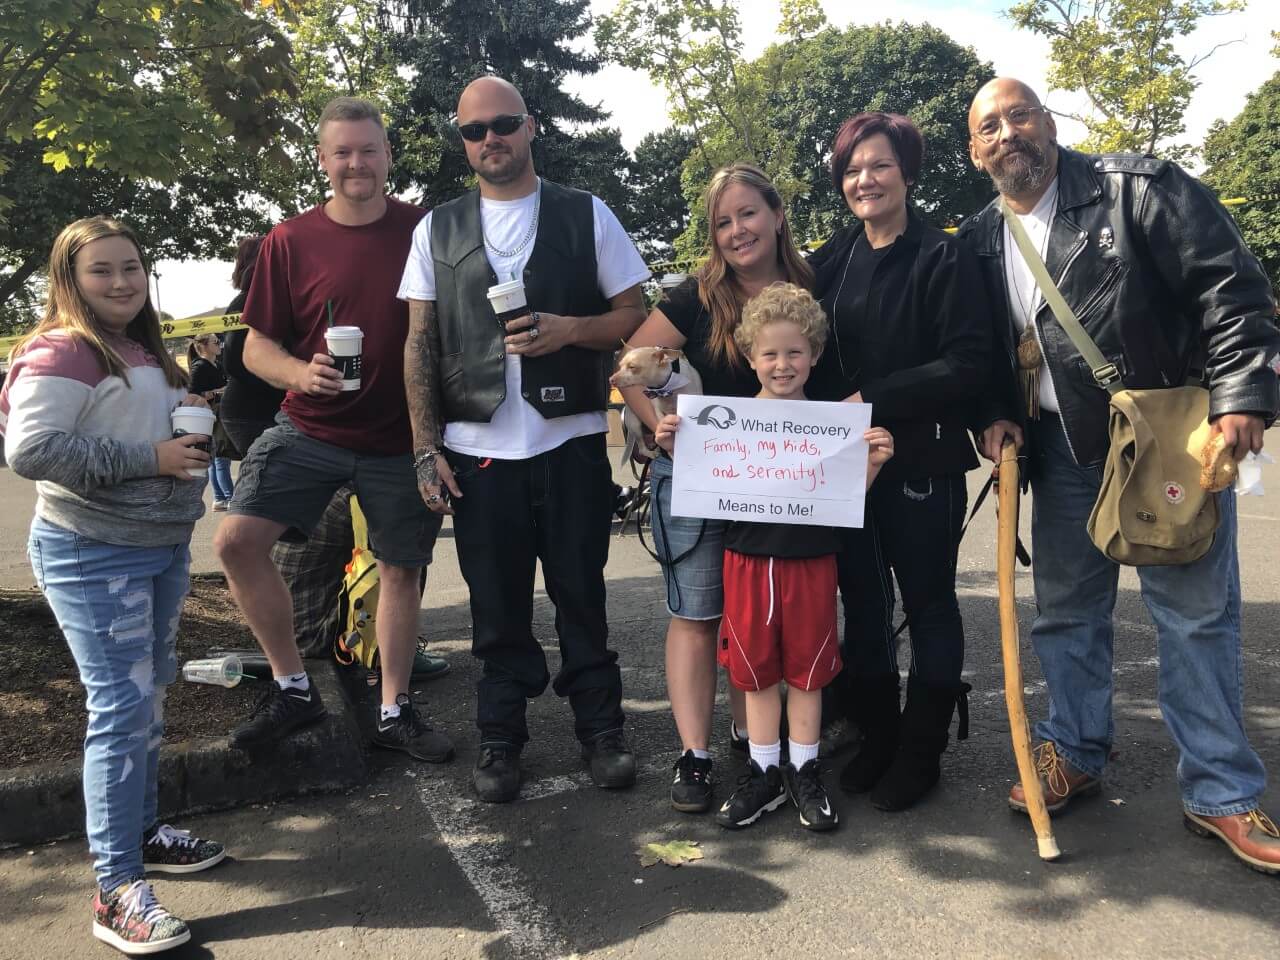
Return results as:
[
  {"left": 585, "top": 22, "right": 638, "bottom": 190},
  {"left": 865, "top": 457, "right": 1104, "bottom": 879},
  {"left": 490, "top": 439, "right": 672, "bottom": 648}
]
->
[{"left": 28, "top": 516, "right": 190, "bottom": 891}]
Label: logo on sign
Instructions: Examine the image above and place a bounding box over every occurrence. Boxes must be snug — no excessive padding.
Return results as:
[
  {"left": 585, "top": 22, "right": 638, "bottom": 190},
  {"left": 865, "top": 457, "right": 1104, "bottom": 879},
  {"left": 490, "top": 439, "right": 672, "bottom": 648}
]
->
[{"left": 694, "top": 404, "right": 736, "bottom": 429}]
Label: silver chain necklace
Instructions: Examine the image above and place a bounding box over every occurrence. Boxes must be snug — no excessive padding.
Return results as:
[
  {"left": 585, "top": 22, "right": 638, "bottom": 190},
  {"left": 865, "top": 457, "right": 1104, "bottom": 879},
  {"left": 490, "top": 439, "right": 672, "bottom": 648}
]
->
[{"left": 483, "top": 179, "right": 542, "bottom": 259}]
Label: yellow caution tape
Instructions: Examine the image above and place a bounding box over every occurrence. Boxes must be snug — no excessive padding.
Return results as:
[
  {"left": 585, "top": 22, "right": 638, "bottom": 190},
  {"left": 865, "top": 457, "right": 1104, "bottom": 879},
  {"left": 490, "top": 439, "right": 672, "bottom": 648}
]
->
[{"left": 1, "top": 313, "right": 247, "bottom": 356}]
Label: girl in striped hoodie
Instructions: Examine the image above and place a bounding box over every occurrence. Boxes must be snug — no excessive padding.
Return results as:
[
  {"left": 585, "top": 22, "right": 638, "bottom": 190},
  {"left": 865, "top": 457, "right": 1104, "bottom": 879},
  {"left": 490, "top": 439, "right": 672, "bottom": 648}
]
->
[{"left": 1, "top": 217, "right": 224, "bottom": 955}]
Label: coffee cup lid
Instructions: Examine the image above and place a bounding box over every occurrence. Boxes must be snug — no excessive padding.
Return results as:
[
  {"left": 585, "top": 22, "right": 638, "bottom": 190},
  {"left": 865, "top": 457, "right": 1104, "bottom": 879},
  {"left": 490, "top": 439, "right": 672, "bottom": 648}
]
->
[
  {"left": 172, "top": 405, "right": 215, "bottom": 423},
  {"left": 487, "top": 279, "right": 525, "bottom": 298},
  {"left": 325, "top": 325, "right": 363, "bottom": 339}
]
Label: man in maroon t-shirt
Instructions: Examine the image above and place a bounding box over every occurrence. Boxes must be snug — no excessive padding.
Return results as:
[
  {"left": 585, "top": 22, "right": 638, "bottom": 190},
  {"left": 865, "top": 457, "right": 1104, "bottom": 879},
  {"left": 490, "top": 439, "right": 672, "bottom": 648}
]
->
[{"left": 214, "top": 97, "right": 454, "bottom": 763}]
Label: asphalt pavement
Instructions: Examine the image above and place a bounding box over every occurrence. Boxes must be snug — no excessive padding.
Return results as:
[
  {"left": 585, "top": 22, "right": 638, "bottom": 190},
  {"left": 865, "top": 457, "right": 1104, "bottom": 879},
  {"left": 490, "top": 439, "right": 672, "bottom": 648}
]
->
[{"left": 1, "top": 456, "right": 1278, "bottom": 959}]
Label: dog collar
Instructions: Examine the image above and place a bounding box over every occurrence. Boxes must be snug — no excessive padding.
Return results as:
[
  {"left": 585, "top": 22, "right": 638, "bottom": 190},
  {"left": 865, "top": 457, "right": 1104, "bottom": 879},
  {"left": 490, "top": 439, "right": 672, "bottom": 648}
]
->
[{"left": 643, "top": 370, "right": 691, "bottom": 399}]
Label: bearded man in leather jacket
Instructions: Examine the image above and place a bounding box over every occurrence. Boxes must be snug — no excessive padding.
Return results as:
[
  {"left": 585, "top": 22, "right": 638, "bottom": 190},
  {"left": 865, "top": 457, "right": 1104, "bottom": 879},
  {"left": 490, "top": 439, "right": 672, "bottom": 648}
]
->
[{"left": 960, "top": 78, "right": 1280, "bottom": 875}]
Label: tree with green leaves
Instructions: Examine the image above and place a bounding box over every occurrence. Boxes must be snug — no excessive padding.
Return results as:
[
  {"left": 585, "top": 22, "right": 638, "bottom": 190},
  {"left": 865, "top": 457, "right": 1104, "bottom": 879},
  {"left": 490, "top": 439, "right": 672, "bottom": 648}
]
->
[
  {"left": 377, "top": 0, "right": 631, "bottom": 218},
  {"left": 0, "top": 0, "right": 303, "bottom": 328},
  {"left": 1202, "top": 68, "right": 1280, "bottom": 289},
  {"left": 626, "top": 127, "right": 697, "bottom": 260},
  {"left": 1007, "top": 0, "right": 1246, "bottom": 160},
  {"left": 597, "top": 3, "right": 992, "bottom": 259}
]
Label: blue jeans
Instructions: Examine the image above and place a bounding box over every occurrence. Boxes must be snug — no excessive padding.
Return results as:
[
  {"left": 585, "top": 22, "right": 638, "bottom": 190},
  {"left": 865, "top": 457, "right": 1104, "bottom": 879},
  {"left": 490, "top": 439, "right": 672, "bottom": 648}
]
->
[
  {"left": 211, "top": 457, "right": 234, "bottom": 502},
  {"left": 1028, "top": 415, "right": 1265, "bottom": 816},
  {"left": 28, "top": 517, "right": 191, "bottom": 890}
]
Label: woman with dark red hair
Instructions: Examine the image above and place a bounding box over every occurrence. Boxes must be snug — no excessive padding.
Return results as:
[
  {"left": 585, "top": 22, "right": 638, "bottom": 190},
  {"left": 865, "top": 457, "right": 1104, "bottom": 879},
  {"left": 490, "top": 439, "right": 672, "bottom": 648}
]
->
[{"left": 807, "top": 112, "right": 992, "bottom": 811}]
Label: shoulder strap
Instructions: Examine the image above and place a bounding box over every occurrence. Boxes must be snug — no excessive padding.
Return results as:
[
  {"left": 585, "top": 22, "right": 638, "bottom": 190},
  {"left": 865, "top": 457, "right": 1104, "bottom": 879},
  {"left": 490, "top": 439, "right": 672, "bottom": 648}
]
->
[{"left": 999, "top": 200, "right": 1123, "bottom": 395}]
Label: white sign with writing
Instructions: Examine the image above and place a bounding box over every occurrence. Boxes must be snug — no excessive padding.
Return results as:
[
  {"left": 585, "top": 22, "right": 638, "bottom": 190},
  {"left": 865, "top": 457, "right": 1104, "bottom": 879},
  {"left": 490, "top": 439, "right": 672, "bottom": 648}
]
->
[{"left": 671, "top": 394, "right": 872, "bottom": 528}]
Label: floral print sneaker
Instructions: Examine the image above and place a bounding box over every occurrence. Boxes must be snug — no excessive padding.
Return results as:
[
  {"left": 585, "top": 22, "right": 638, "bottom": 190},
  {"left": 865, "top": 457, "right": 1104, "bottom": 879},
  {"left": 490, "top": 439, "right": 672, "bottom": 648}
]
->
[
  {"left": 142, "top": 823, "right": 226, "bottom": 874},
  {"left": 92, "top": 878, "right": 190, "bottom": 955}
]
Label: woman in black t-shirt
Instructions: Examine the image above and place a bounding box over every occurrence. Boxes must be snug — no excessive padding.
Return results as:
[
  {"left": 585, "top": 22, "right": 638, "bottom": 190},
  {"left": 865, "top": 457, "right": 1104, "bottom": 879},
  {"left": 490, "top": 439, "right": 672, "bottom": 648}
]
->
[
  {"left": 616, "top": 163, "right": 814, "bottom": 814},
  {"left": 807, "top": 112, "right": 992, "bottom": 813}
]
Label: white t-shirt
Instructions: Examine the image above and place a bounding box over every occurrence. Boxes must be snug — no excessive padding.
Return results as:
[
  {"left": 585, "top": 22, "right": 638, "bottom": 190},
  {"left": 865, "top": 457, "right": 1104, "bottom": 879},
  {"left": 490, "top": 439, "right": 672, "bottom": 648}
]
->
[
  {"left": 1002, "top": 177, "right": 1061, "bottom": 414},
  {"left": 398, "top": 182, "right": 650, "bottom": 458}
]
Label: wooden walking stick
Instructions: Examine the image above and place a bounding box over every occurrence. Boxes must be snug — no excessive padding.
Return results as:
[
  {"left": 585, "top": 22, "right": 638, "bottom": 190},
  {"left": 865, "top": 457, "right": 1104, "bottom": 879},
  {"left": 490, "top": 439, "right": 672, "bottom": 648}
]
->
[{"left": 998, "top": 439, "right": 1061, "bottom": 861}]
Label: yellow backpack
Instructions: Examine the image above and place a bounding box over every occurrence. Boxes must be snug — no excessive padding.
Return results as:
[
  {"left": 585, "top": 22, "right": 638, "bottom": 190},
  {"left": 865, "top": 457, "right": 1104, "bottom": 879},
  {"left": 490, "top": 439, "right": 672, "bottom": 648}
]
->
[{"left": 333, "top": 496, "right": 381, "bottom": 669}]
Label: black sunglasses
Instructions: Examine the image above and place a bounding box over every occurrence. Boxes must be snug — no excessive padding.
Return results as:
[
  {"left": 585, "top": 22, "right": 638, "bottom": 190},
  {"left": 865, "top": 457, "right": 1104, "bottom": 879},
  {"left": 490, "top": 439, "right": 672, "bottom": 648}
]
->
[{"left": 455, "top": 113, "right": 528, "bottom": 143}]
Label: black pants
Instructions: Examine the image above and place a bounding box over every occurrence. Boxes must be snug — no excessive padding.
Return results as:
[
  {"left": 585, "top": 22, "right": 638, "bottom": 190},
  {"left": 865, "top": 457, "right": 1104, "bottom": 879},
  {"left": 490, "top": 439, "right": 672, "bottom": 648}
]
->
[
  {"left": 446, "top": 433, "right": 624, "bottom": 746},
  {"left": 834, "top": 471, "right": 967, "bottom": 691}
]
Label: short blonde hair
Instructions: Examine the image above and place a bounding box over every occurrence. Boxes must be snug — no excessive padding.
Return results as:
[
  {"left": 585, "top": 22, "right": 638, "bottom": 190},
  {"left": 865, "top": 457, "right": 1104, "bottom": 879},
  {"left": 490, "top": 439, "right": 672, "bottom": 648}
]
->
[{"left": 735, "top": 282, "right": 827, "bottom": 359}]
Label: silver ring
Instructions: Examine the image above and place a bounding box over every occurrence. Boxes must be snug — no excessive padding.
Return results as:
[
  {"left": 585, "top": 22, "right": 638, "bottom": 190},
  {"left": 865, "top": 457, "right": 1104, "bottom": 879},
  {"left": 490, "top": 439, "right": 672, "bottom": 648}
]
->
[
  {"left": 528, "top": 326, "right": 540, "bottom": 341},
  {"left": 426, "top": 494, "right": 441, "bottom": 504}
]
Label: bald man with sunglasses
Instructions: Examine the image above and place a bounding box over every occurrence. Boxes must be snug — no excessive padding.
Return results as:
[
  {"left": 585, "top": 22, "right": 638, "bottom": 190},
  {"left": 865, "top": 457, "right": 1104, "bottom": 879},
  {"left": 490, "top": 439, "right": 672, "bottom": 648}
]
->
[{"left": 399, "top": 76, "right": 650, "bottom": 803}]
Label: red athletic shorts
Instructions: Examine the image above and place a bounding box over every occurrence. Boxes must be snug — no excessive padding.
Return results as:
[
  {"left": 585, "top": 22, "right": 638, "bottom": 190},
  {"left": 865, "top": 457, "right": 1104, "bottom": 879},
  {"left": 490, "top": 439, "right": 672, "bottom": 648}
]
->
[{"left": 718, "top": 550, "right": 840, "bottom": 692}]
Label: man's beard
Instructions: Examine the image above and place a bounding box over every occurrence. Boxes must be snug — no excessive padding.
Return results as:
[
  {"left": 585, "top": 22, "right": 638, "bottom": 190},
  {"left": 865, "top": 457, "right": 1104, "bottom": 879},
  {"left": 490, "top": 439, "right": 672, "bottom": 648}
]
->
[
  {"left": 476, "top": 144, "right": 531, "bottom": 185},
  {"left": 988, "top": 140, "right": 1053, "bottom": 196}
]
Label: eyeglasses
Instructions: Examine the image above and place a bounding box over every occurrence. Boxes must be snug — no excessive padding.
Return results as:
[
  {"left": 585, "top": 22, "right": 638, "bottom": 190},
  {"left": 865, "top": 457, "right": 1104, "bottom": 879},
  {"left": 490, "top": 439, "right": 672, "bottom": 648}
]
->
[
  {"left": 972, "top": 106, "right": 1046, "bottom": 143},
  {"left": 454, "top": 114, "right": 528, "bottom": 143}
]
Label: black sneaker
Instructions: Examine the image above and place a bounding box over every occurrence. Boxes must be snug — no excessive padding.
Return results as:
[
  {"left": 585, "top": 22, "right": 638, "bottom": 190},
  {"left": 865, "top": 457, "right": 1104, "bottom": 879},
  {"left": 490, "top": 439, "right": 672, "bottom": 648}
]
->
[
  {"left": 715, "top": 760, "right": 787, "bottom": 829},
  {"left": 372, "top": 693, "right": 455, "bottom": 762},
  {"left": 231, "top": 682, "right": 327, "bottom": 748},
  {"left": 582, "top": 729, "right": 637, "bottom": 789},
  {"left": 728, "top": 722, "right": 749, "bottom": 755},
  {"left": 671, "top": 750, "right": 714, "bottom": 813},
  {"left": 142, "top": 823, "right": 226, "bottom": 874},
  {"left": 786, "top": 759, "right": 839, "bottom": 831},
  {"left": 474, "top": 743, "right": 521, "bottom": 803}
]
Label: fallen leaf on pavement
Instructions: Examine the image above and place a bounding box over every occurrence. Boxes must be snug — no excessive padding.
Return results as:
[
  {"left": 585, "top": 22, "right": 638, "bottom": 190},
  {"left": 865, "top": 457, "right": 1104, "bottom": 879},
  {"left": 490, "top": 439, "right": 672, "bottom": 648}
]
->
[
  {"left": 638, "top": 839, "right": 704, "bottom": 867},
  {"left": 1108, "top": 798, "right": 1126, "bottom": 806}
]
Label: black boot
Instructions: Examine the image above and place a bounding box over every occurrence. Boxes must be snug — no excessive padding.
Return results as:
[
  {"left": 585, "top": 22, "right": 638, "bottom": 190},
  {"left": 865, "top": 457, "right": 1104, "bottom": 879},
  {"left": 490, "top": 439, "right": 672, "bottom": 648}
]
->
[
  {"left": 838, "top": 674, "right": 901, "bottom": 794},
  {"left": 870, "top": 677, "right": 970, "bottom": 812}
]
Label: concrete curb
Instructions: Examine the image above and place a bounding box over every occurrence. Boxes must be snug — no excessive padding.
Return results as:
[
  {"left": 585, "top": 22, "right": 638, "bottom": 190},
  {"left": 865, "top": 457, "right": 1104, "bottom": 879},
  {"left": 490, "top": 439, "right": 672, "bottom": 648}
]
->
[{"left": 0, "top": 661, "right": 366, "bottom": 848}]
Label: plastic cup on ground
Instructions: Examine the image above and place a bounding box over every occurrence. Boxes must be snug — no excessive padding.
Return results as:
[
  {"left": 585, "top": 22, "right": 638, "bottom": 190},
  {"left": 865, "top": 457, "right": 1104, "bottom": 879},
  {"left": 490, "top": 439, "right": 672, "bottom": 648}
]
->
[
  {"left": 487, "top": 279, "right": 528, "bottom": 331},
  {"left": 325, "top": 325, "right": 364, "bottom": 391},
  {"left": 170, "top": 405, "right": 216, "bottom": 479},
  {"left": 182, "top": 654, "right": 243, "bottom": 688}
]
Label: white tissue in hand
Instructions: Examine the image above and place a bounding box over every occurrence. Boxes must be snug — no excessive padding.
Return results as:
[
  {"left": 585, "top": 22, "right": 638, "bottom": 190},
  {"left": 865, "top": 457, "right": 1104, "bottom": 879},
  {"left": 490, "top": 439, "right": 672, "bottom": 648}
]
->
[{"left": 1234, "top": 451, "right": 1273, "bottom": 496}]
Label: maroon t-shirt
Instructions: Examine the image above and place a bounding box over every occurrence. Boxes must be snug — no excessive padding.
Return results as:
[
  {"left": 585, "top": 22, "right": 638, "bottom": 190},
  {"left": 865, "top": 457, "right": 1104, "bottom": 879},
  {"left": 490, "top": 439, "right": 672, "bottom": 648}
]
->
[{"left": 243, "top": 197, "right": 426, "bottom": 455}]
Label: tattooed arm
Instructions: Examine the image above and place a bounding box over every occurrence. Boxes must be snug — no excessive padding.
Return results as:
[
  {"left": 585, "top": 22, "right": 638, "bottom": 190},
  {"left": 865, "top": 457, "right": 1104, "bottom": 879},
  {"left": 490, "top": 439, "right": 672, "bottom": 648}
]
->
[{"left": 404, "top": 299, "right": 461, "bottom": 515}]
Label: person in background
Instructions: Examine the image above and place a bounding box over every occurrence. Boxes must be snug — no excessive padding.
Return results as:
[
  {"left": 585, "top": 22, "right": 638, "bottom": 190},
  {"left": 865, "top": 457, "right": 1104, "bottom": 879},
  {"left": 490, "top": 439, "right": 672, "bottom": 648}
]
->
[
  {"left": 1, "top": 216, "right": 224, "bottom": 955},
  {"left": 219, "top": 236, "right": 283, "bottom": 459},
  {"left": 185, "top": 333, "right": 233, "bottom": 510}
]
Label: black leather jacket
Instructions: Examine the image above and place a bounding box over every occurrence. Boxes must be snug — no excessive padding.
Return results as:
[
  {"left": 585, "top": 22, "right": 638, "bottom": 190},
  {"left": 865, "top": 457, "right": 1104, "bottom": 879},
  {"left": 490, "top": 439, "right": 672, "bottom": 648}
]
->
[{"left": 958, "top": 146, "right": 1280, "bottom": 466}]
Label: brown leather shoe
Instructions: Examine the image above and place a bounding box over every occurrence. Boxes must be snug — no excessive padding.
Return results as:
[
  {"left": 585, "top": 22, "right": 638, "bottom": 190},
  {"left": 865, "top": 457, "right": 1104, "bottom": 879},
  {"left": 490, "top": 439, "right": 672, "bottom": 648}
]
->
[
  {"left": 1184, "top": 809, "right": 1280, "bottom": 875},
  {"left": 1008, "top": 742, "right": 1101, "bottom": 815}
]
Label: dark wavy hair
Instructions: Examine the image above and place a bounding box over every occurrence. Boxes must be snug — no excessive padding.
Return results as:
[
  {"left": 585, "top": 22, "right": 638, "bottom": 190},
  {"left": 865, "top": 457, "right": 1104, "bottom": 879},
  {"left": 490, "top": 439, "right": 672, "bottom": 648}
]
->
[
  {"left": 829, "top": 112, "right": 924, "bottom": 191},
  {"left": 231, "top": 235, "right": 265, "bottom": 291}
]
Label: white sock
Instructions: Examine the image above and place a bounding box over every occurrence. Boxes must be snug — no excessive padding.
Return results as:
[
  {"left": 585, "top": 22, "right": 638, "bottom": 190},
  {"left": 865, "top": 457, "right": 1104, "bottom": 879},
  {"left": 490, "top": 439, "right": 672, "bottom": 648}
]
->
[
  {"left": 789, "top": 739, "right": 819, "bottom": 771},
  {"left": 380, "top": 703, "right": 401, "bottom": 721},
  {"left": 690, "top": 748, "right": 711, "bottom": 760},
  {"left": 275, "top": 672, "right": 309, "bottom": 692},
  {"left": 749, "top": 740, "right": 781, "bottom": 772}
]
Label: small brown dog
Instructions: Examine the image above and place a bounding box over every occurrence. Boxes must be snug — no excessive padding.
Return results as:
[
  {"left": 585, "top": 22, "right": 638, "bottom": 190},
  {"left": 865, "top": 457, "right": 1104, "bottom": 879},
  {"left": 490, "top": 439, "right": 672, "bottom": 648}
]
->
[{"left": 610, "top": 345, "right": 703, "bottom": 463}]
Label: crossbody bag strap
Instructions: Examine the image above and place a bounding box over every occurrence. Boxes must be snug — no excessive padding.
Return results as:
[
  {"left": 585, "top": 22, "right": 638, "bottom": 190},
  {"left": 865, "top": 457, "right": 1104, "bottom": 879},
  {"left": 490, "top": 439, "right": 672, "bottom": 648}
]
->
[{"left": 999, "top": 200, "right": 1123, "bottom": 396}]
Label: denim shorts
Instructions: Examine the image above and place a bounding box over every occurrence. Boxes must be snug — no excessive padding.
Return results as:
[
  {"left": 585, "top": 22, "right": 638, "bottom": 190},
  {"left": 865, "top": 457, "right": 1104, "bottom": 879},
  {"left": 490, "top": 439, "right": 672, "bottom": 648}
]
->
[
  {"left": 231, "top": 412, "right": 441, "bottom": 567},
  {"left": 649, "top": 455, "right": 727, "bottom": 620}
]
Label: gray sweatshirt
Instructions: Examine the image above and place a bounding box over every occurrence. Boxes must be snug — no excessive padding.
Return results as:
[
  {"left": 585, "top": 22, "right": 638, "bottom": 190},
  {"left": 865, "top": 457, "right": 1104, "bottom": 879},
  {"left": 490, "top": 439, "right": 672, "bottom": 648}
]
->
[{"left": 0, "top": 332, "right": 205, "bottom": 546}]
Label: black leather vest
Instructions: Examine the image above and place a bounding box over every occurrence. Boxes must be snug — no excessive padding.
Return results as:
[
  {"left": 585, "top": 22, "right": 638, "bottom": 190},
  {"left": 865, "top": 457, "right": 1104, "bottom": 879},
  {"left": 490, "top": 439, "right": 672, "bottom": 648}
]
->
[{"left": 430, "top": 179, "right": 612, "bottom": 423}]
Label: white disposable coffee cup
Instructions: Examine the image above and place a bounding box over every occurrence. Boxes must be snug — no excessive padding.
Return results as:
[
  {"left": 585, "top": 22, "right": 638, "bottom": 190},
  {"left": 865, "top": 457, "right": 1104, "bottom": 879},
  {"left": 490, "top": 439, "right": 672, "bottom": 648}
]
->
[
  {"left": 487, "top": 279, "right": 528, "bottom": 328},
  {"left": 170, "top": 405, "right": 216, "bottom": 479},
  {"left": 325, "top": 325, "right": 364, "bottom": 391}
]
